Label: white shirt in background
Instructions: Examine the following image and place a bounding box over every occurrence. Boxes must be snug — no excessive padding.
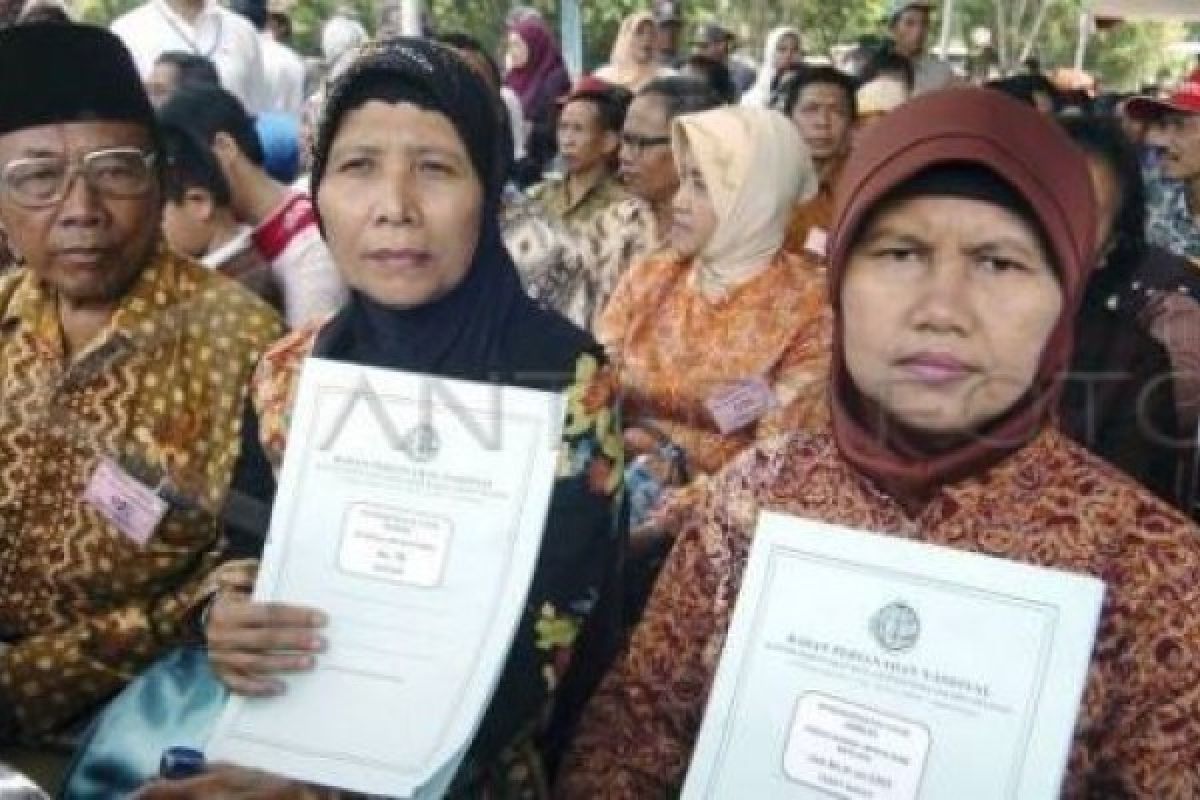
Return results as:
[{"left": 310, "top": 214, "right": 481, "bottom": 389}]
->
[
  {"left": 261, "top": 33, "right": 306, "bottom": 118},
  {"left": 501, "top": 87, "right": 527, "bottom": 161},
  {"left": 111, "top": 0, "right": 268, "bottom": 112},
  {"left": 912, "top": 53, "right": 956, "bottom": 95}
]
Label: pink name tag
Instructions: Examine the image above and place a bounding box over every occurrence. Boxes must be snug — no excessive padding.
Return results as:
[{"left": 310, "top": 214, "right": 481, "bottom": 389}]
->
[
  {"left": 804, "top": 227, "right": 829, "bottom": 258},
  {"left": 706, "top": 377, "right": 777, "bottom": 435},
  {"left": 83, "top": 458, "right": 169, "bottom": 547}
]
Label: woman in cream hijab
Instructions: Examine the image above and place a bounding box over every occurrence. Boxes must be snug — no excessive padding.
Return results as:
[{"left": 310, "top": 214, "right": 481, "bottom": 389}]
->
[
  {"left": 598, "top": 105, "right": 831, "bottom": 521},
  {"left": 741, "top": 25, "right": 802, "bottom": 108},
  {"left": 594, "top": 10, "right": 676, "bottom": 92}
]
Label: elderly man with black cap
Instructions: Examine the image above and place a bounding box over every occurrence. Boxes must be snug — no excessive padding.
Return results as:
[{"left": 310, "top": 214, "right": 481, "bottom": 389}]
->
[
  {"left": 0, "top": 23, "right": 281, "bottom": 751},
  {"left": 886, "top": 0, "right": 955, "bottom": 95}
]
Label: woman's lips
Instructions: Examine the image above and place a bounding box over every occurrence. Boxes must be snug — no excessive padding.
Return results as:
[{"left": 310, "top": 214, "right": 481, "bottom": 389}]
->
[
  {"left": 894, "top": 352, "right": 976, "bottom": 386},
  {"left": 364, "top": 249, "right": 432, "bottom": 271}
]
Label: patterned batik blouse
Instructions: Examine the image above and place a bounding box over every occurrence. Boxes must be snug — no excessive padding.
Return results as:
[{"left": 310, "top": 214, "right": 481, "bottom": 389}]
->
[
  {"left": 0, "top": 247, "right": 282, "bottom": 743},
  {"left": 559, "top": 426, "right": 1200, "bottom": 799},
  {"left": 249, "top": 322, "right": 625, "bottom": 800},
  {"left": 597, "top": 250, "right": 832, "bottom": 476}
]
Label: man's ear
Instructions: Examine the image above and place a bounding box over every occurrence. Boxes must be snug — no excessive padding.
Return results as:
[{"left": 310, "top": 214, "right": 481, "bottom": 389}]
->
[
  {"left": 210, "top": 131, "right": 242, "bottom": 175},
  {"left": 601, "top": 130, "right": 621, "bottom": 159}
]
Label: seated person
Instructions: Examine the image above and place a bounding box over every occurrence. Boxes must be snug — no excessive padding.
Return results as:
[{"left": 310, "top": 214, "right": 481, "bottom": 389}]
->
[
  {"left": 0, "top": 24, "right": 281, "bottom": 748},
  {"left": 160, "top": 123, "right": 282, "bottom": 310},
  {"left": 528, "top": 77, "right": 630, "bottom": 231},
  {"left": 135, "top": 37, "right": 623, "bottom": 800},
  {"left": 779, "top": 66, "right": 858, "bottom": 263},
  {"left": 558, "top": 88, "right": 1200, "bottom": 800},
  {"left": 506, "top": 77, "right": 723, "bottom": 332},
  {"left": 158, "top": 86, "right": 347, "bottom": 328},
  {"left": 598, "top": 105, "right": 830, "bottom": 518}
]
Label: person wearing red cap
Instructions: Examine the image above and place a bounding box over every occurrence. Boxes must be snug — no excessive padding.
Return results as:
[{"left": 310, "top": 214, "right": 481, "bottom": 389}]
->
[{"left": 1127, "top": 74, "right": 1200, "bottom": 262}]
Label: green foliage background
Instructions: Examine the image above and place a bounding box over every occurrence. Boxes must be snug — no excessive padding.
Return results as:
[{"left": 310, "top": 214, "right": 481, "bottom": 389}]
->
[{"left": 77, "top": 0, "right": 1196, "bottom": 91}]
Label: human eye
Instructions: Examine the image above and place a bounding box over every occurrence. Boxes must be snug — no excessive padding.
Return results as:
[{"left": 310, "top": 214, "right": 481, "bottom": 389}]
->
[
  {"left": 7, "top": 159, "right": 64, "bottom": 196},
  {"left": 872, "top": 245, "right": 921, "bottom": 263},
  {"left": 335, "top": 154, "right": 375, "bottom": 175},
  {"left": 417, "top": 156, "right": 455, "bottom": 177},
  {"left": 91, "top": 155, "right": 140, "bottom": 182},
  {"left": 977, "top": 254, "right": 1029, "bottom": 273}
]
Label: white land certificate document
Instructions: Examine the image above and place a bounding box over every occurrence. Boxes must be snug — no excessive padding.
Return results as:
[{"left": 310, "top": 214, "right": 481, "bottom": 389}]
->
[
  {"left": 682, "top": 512, "right": 1105, "bottom": 800},
  {"left": 206, "top": 358, "right": 565, "bottom": 797}
]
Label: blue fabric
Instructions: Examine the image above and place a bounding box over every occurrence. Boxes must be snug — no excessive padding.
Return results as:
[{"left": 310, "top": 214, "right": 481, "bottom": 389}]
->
[
  {"left": 60, "top": 647, "right": 226, "bottom": 799},
  {"left": 255, "top": 112, "right": 301, "bottom": 184}
]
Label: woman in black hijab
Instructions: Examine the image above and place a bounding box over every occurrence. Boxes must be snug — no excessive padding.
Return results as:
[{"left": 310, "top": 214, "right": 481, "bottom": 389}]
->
[{"left": 138, "top": 37, "right": 624, "bottom": 800}]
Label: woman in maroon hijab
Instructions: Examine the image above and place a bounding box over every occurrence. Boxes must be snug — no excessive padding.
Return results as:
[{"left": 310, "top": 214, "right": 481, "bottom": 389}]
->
[
  {"left": 504, "top": 16, "right": 570, "bottom": 186},
  {"left": 557, "top": 89, "right": 1200, "bottom": 798}
]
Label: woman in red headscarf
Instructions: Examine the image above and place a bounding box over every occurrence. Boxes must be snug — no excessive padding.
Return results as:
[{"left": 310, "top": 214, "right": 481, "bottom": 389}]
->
[
  {"left": 504, "top": 15, "right": 571, "bottom": 186},
  {"left": 556, "top": 89, "right": 1200, "bottom": 798}
]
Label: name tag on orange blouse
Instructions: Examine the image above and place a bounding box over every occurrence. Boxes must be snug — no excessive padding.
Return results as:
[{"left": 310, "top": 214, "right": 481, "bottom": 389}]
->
[
  {"left": 804, "top": 227, "right": 829, "bottom": 258},
  {"left": 706, "top": 378, "right": 776, "bottom": 435},
  {"left": 83, "top": 458, "right": 168, "bottom": 547}
]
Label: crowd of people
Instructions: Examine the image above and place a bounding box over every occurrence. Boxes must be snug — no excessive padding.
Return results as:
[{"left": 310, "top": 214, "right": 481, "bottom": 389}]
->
[{"left": 3, "top": 0, "right": 1200, "bottom": 797}]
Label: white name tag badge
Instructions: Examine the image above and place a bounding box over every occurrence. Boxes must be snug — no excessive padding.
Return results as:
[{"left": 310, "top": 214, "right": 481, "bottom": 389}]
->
[
  {"left": 706, "top": 377, "right": 776, "bottom": 435},
  {"left": 804, "top": 227, "right": 829, "bottom": 259},
  {"left": 83, "top": 457, "right": 169, "bottom": 547},
  {"left": 338, "top": 504, "right": 452, "bottom": 588},
  {"left": 783, "top": 692, "right": 930, "bottom": 800}
]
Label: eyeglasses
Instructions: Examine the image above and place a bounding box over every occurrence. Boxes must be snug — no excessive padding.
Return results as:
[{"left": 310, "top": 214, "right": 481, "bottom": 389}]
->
[
  {"left": 620, "top": 132, "right": 671, "bottom": 156},
  {"left": 0, "top": 148, "right": 157, "bottom": 208}
]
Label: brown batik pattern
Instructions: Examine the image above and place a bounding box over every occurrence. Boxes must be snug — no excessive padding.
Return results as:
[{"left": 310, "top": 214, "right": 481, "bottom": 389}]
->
[
  {"left": 558, "top": 427, "right": 1200, "bottom": 799},
  {"left": 0, "top": 246, "right": 282, "bottom": 741}
]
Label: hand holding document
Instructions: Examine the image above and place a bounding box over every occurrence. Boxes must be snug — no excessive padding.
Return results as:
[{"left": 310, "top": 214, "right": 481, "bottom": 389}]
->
[
  {"left": 682, "top": 512, "right": 1105, "bottom": 800},
  {"left": 206, "top": 358, "right": 565, "bottom": 798}
]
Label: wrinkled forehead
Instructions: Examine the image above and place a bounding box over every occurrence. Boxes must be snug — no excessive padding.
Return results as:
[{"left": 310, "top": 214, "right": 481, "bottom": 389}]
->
[{"left": 0, "top": 120, "right": 153, "bottom": 163}]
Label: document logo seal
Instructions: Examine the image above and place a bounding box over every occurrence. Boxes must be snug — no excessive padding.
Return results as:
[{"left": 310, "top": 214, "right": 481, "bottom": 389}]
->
[
  {"left": 405, "top": 423, "right": 441, "bottom": 463},
  {"left": 870, "top": 602, "right": 920, "bottom": 653}
]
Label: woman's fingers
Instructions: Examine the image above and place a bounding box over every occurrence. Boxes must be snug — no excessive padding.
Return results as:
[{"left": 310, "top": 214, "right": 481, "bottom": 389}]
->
[
  {"left": 205, "top": 598, "right": 327, "bottom": 694},
  {"left": 211, "top": 649, "right": 317, "bottom": 676},
  {"left": 211, "top": 667, "right": 285, "bottom": 698}
]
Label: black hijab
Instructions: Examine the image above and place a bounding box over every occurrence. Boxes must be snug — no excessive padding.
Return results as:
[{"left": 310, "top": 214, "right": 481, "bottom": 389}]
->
[{"left": 309, "top": 37, "right": 589, "bottom": 385}]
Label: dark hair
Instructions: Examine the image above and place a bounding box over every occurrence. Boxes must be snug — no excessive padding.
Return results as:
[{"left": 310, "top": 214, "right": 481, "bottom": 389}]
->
[
  {"left": 780, "top": 66, "right": 859, "bottom": 119},
  {"left": 159, "top": 85, "right": 264, "bottom": 166},
  {"left": 154, "top": 52, "right": 221, "bottom": 89},
  {"left": 228, "top": 0, "right": 266, "bottom": 30},
  {"left": 985, "top": 74, "right": 1060, "bottom": 112},
  {"left": 567, "top": 86, "right": 634, "bottom": 133},
  {"left": 161, "top": 124, "right": 232, "bottom": 206},
  {"left": 858, "top": 45, "right": 915, "bottom": 91},
  {"left": 1060, "top": 114, "right": 1147, "bottom": 295},
  {"left": 681, "top": 54, "right": 738, "bottom": 105},
  {"left": 267, "top": 11, "right": 292, "bottom": 40},
  {"left": 436, "top": 32, "right": 503, "bottom": 91},
  {"left": 638, "top": 75, "right": 723, "bottom": 119},
  {"left": 16, "top": 3, "right": 70, "bottom": 24}
]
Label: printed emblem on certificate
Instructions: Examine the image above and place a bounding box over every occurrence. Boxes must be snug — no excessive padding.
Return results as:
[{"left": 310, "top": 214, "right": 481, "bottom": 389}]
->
[{"left": 681, "top": 512, "right": 1104, "bottom": 800}]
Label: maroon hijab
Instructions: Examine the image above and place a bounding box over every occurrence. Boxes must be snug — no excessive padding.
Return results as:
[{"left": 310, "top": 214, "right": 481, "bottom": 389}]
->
[
  {"left": 827, "top": 88, "right": 1097, "bottom": 506},
  {"left": 503, "top": 17, "right": 569, "bottom": 119}
]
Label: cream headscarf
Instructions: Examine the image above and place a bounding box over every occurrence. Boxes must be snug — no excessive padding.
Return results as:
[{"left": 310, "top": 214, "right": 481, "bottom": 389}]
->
[
  {"left": 741, "top": 26, "right": 801, "bottom": 108},
  {"left": 672, "top": 106, "right": 818, "bottom": 299},
  {"left": 596, "top": 11, "right": 662, "bottom": 91}
]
